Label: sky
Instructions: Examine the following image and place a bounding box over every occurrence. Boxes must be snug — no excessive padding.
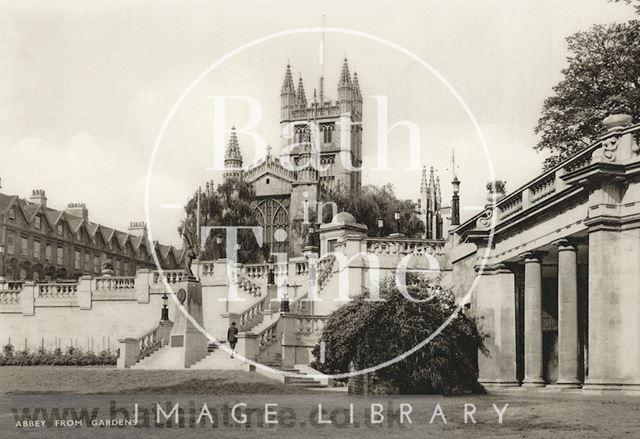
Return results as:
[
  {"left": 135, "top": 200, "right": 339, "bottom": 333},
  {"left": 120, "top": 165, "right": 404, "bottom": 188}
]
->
[{"left": 0, "top": 0, "right": 636, "bottom": 246}]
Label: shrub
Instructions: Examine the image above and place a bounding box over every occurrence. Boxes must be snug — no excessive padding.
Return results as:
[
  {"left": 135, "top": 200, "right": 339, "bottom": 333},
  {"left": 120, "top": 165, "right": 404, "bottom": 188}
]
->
[
  {"left": 0, "top": 344, "right": 117, "bottom": 366},
  {"left": 311, "top": 274, "right": 487, "bottom": 395}
]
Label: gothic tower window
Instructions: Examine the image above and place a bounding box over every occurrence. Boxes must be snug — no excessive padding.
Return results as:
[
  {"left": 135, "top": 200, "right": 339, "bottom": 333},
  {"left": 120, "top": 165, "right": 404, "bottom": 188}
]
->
[{"left": 321, "top": 123, "right": 334, "bottom": 143}]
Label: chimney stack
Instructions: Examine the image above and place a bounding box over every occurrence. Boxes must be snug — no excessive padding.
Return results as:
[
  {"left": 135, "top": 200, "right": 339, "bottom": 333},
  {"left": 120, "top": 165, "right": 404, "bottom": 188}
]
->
[
  {"left": 29, "top": 189, "right": 47, "bottom": 208},
  {"left": 128, "top": 221, "right": 147, "bottom": 237},
  {"left": 65, "top": 202, "right": 88, "bottom": 220}
]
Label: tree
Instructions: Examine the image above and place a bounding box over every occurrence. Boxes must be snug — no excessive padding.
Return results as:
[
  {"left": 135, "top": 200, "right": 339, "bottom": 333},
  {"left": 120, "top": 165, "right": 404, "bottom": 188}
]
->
[
  {"left": 534, "top": 17, "right": 640, "bottom": 169},
  {"left": 178, "top": 179, "right": 268, "bottom": 264},
  {"left": 614, "top": 0, "right": 640, "bottom": 15},
  {"left": 323, "top": 184, "right": 425, "bottom": 238},
  {"left": 311, "top": 274, "right": 486, "bottom": 394}
]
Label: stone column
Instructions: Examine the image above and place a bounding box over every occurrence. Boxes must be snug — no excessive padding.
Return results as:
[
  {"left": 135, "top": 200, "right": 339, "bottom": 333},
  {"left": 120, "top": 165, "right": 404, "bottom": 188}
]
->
[
  {"left": 474, "top": 263, "right": 518, "bottom": 387},
  {"left": 555, "top": 240, "right": 581, "bottom": 388},
  {"left": 522, "top": 251, "right": 545, "bottom": 387}
]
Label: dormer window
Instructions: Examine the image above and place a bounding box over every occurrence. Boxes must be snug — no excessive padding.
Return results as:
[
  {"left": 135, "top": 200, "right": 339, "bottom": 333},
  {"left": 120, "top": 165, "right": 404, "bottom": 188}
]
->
[
  {"left": 8, "top": 207, "right": 15, "bottom": 221},
  {"left": 266, "top": 178, "right": 270, "bottom": 184},
  {"left": 57, "top": 224, "right": 64, "bottom": 236},
  {"left": 34, "top": 216, "right": 41, "bottom": 230}
]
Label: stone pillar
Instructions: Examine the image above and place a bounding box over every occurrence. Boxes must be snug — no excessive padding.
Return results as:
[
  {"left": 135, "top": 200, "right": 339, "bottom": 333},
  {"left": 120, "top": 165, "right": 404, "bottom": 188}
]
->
[
  {"left": 475, "top": 263, "right": 518, "bottom": 387},
  {"left": 117, "top": 338, "right": 139, "bottom": 369},
  {"left": 555, "top": 240, "right": 581, "bottom": 388},
  {"left": 77, "top": 275, "right": 93, "bottom": 310},
  {"left": 522, "top": 251, "right": 545, "bottom": 387},
  {"left": 21, "top": 282, "right": 35, "bottom": 316},
  {"left": 169, "top": 279, "right": 208, "bottom": 368},
  {"left": 135, "top": 268, "right": 151, "bottom": 303}
]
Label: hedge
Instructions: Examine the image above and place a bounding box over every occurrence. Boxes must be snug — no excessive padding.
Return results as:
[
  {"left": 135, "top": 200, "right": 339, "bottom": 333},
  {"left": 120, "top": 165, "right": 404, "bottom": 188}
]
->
[{"left": 0, "top": 343, "right": 118, "bottom": 366}]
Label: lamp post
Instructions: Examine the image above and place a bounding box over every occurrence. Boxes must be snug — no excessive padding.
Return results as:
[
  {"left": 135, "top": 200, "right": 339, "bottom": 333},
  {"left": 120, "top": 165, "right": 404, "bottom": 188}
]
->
[
  {"left": 451, "top": 176, "right": 461, "bottom": 226},
  {"left": 394, "top": 211, "right": 401, "bottom": 235},
  {"left": 377, "top": 218, "right": 384, "bottom": 237},
  {"left": 267, "top": 257, "right": 275, "bottom": 286},
  {"left": 160, "top": 291, "right": 169, "bottom": 321},
  {"left": 215, "top": 235, "right": 223, "bottom": 259},
  {"left": 0, "top": 244, "right": 5, "bottom": 283}
]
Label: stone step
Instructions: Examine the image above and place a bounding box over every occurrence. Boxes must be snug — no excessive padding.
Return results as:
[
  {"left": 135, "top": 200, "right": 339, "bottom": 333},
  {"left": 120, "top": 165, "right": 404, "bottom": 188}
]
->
[
  {"left": 207, "top": 341, "right": 226, "bottom": 352},
  {"left": 189, "top": 349, "right": 248, "bottom": 370},
  {"left": 131, "top": 346, "right": 185, "bottom": 370}
]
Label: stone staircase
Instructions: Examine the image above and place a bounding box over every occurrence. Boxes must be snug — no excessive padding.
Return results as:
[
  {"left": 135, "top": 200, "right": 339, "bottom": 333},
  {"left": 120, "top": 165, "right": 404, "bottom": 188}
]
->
[
  {"left": 189, "top": 342, "right": 249, "bottom": 370},
  {"left": 263, "top": 355, "right": 325, "bottom": 388},
  {"left": 130, "top": 345, "right": 185, "bottom": 370}
]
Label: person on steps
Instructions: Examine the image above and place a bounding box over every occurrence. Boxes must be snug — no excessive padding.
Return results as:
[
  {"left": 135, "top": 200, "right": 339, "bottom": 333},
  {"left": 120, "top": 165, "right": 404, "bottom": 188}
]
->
[{"left": 227, "top": 322, "right": 238, "bottom": 358}]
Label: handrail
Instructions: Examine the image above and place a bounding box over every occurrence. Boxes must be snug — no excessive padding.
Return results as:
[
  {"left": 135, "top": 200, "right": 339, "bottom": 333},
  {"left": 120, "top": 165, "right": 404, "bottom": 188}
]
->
[
  {"left": 117, "top": 321, "right": 173, "bottom": 367},
  {"left": 231, "top": 270, "right": 263, "bottom": 297}
]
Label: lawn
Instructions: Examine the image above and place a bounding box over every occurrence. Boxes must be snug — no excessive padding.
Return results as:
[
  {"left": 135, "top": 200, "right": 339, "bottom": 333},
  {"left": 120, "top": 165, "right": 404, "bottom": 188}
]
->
[
  {"left": 1, "top": 367, "right": 640, "bottom": 438},
  {"left": 0, "top": 366, "right": 312, "bottom": 394}
]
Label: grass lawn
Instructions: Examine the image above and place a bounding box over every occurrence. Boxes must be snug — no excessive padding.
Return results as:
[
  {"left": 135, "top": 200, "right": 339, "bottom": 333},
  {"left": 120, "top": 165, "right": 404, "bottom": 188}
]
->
[
  {"left": 1, "top": 367, "right": 640, "bottom": 438},
  {"left": 0, "top": 366, "right": 313, "bottom": 394}
]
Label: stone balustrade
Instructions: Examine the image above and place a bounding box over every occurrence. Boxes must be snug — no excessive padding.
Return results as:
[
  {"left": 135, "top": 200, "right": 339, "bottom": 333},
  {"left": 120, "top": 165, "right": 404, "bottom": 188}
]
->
[
  {"left": 317, "top": 255, "right": 336, "bottom": 290},
  {"left": 241, "top": 264, "right": 269, "bottom": 278},
  {"left": 1, "top": 281, "right": 24, "bottom": 291},
  {"left": 199, "top": 261, "right": 215, "bottom": 277},
  {"left": 0, "top": 290, "right": 20, "bottom": 304},
  {"left": 226, "top": 294, "right": 268, "bottom": 331},
  {"left": 257, "top": 321, "right": 279, "bottom": 350},
  {"left": 38, "top": 282, "right": 78, "bottom": 299},
  {"left": 365, "top": 237, "right": 444, "bottom": 256},
  {"left": 458, "top": 123, "right": 640, "bottom": 235},
  {"left": 499, "top": 192, "right": 523, "bottom": 220},
  {"left": 93, "top": 276, "right": 137, "bottom": 300},
  {"left": 117, "top": 321, "right": 173, "bottom": 368},
  {"left": 292, "top": 314, "right": 327, "bottom": 335},
  {"left": 0, "top": 268, "right": 163, "bottom": 315},
  {"left": 231, "top": 271, "right": 263, "bottom": 297},
  {"left": 294, "top": 260, "right": 309, "bottom": 276},
  {"left": 95, "top": 276, "right": 136, "bottom": 291},
  {"left": 153, "top": 269, "right": 187, "bottom": 285}
]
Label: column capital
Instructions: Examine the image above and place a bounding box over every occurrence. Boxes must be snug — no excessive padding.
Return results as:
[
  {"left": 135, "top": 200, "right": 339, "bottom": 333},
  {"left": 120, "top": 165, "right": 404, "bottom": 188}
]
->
[
  {"left": 552, "top": 237, "right": 583, "bottom": 251},
  {"left": 519, "top": 250, "right": 547, "bottom": 264},
  {"left": 473, "top": 262, "right": 512, "bottom": 274}
]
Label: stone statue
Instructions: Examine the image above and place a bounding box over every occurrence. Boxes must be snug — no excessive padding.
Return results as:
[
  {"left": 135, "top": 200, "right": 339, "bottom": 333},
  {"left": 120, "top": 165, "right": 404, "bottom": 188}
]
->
[{"left": 182, "top": 232, "right": 198, "bottom": 278}]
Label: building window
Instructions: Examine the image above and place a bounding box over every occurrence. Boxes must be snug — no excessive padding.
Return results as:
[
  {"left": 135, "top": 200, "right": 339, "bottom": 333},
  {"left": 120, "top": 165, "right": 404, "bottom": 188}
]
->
[
  {"left": 115, "top": 259, "right": 121, "bottom": 276},
  {"left": 74, "top": 250, "right": 80, "bottom": 270},
  {"left": 266, "top": 178, "right": 270, "bottom": 184},
  {"left": 34, "top": 216, "right": 41, "bottom": 230},
  {"left": 8, "top": 207, "right": 16, "bottom": 221},
  {"left": 322, "top": 124, "right": 334, "bottom": 143},
  {"left": 45, "top": 244, "right": 52, "bottom": 262},
  {"left": 7, "top": 234, "right": 15, "bottom": 255},
  {"left": 33, "top": 240, "right": 40, "bottom": 260},
  {"left": 94, "top": 255, "right": 100, "bottom": 273},
  {"left": 56, "top": 247, "right": 63, "bottom": 265},
  {"left": 84, "top": 253, "right": 90, "bottom": 271},
  {"left": 57, "top": 224, "right": 64, "bottom": 236},
  {"left": 21, "top": 237, "right": 28, "bottom": 258}
]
